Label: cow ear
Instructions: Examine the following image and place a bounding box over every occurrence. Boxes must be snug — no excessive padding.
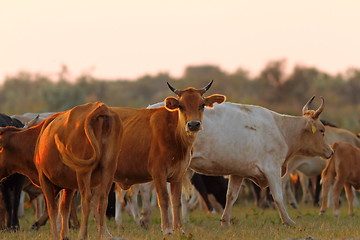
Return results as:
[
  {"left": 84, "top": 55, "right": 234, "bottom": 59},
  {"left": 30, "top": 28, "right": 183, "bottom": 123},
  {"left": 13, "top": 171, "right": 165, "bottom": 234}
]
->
[
  {"left": 164, "top": 97, "right": 179, "bottom": 111},
  {"left": 204, "top": 94, "right": 226, "bottom": 108}
]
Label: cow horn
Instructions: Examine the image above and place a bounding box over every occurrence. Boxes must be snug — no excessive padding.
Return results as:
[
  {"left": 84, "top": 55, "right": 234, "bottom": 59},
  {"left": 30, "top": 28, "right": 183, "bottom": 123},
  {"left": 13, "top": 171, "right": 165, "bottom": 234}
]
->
[
  {"left": 313, "top": 96, "right": 325, "bottom": 119},
  {"left": 167, "top": 82, "right": 180, "bottom": 95},
  {"left": 201, "top": 80, "right": 214, "bottom": 94},
  {"left": 302, "top": 95, "right": 315, "bottom": 114},
  {"left": 23, "top": 114, "right": 40, "bottom": 129}
]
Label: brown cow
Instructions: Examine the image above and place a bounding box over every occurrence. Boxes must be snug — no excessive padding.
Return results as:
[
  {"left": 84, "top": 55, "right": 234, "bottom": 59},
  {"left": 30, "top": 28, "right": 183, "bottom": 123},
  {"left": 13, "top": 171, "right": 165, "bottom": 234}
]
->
[
  {"left": 34, "top": 102, "right": 122, "bottom": 240},
  {"left": 0, "top": 82, "right": 225, "bottom": 237},
  {"left": 111, "top": 81, "right": 226, "bottom": 234},
  {"left": 320, "top": 142, "right": 360, "bottom": 217}
]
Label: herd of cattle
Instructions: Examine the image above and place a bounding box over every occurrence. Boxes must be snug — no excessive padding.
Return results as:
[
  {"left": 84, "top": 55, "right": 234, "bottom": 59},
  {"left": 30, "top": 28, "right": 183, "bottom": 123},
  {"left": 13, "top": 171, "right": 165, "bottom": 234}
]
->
[{"left": 0, "top": 80, "right": 359, "bottom": 240}]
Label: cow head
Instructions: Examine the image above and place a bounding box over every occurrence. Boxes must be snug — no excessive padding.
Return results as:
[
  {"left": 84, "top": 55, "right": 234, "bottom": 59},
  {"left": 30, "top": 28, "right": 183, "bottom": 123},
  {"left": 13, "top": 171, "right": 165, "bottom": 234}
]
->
[
  {"left": 164, "top": 80, "right": 226, "bottom": 134},
  {"left": 299, "top": 96, "right": 333, "bottom": 159}
]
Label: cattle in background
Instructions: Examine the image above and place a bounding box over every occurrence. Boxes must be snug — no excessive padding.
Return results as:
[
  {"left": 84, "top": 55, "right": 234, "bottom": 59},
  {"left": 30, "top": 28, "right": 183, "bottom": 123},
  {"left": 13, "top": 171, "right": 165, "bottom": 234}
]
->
[
  {"left": 282, "top": 123, "right": 360, "bottom": 208},
  {"left": 190, "top": 173, "right": 228, "bottom": 213},
  {"left": 111, "top": 81, "right": 225, "bottom": 234},
  {"left": 11, "top": 112, "right": 56, "bottom": 126},
  {"left": 320, "top": 142, "right": 360, "bottom": 216},
  {"left": 187, "top": 96, "right": 333, "bottom": 226},
  {"left": 35, "top": 102, "right": 122, "bottom": 240},
  {"left": 0, "top": 113, "right": 26, "bottom": 231}
]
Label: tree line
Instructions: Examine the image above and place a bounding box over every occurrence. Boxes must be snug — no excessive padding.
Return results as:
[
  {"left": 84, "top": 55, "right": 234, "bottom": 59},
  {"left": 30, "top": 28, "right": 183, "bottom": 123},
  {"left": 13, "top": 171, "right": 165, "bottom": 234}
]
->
[{"left": 0, "top": 60, "right": 359, "bottom": 132}]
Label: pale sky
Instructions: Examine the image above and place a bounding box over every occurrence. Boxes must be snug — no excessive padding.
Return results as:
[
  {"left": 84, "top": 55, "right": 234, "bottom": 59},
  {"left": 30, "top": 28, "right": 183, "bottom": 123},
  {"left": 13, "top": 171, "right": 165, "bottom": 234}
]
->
[{"left": 1, "top": 0, "right": 360, "bottom": 81}]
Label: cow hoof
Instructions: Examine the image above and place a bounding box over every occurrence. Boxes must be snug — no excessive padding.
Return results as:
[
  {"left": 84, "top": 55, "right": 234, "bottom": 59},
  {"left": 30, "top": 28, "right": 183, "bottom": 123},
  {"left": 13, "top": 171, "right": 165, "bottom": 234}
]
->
[
  {"left": 139, "top": 219, "right": 149, "bottom": 229},
  {"left": 220, "top": 219, "right": 230, "bottom": 227},
  {"left": 162, "top": 228, "right": 173, "bottom": 235},
  {"left": 290, "top": 203, "right": 297, "bottom": 209},
  {"left": 319, "top": 210, "right": 325, "bottom": 216},
  {"left": 283, "top": 219, "right": 296, "bottom": 227},
  {"left": 31, "top": 222, "right": 40, "bottom": 231}
]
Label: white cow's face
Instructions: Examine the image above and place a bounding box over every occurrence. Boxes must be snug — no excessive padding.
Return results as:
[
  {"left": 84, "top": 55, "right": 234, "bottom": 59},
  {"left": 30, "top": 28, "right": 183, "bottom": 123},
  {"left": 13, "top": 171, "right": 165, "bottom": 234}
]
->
[
  {"left": 299, "top": 96, "right": 333, "bottom": 159},
  {"left": 300, "top": 117, "right": 333, "bottom": 159}
]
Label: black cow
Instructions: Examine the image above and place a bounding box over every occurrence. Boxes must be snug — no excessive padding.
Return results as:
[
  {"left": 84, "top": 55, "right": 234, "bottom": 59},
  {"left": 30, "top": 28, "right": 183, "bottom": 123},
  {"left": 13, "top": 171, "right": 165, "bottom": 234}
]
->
[
  {"left": 0, "top": 113, "right": 26, "bottom": 230},
  {"left": 191, "top": 173, "right": 228, "bottom": 212}
]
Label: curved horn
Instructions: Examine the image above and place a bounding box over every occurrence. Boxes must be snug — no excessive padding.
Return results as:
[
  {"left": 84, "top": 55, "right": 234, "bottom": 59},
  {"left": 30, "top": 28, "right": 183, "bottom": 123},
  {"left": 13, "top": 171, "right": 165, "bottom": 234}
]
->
[
  {"left": 167, "top": 82, "right": 180, "bottom": 95},
  {"left": 201, "top": 80, "right": 214, "bottom": 94},
  {"left": 313, "top": 96, "right": 325, "bottom": 119},
  {"left": 302, "top": 95, "right": 315, "bottom": 114},
  {"left": 24, "top": 114, "right": 40, "bottom": 129}
]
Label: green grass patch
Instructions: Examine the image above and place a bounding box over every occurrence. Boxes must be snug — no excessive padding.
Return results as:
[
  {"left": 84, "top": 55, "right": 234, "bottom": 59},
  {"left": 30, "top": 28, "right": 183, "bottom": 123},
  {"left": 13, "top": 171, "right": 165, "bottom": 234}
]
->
[{"left": 1, "top": 202, "right": 360, "bottom": 240}]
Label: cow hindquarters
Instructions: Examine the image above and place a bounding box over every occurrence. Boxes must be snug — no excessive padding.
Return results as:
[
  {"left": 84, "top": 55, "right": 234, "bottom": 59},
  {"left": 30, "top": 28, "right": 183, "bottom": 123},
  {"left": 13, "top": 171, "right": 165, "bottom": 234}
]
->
[{"left": 220, "top": 175, "right": 243, "bottom": 226}]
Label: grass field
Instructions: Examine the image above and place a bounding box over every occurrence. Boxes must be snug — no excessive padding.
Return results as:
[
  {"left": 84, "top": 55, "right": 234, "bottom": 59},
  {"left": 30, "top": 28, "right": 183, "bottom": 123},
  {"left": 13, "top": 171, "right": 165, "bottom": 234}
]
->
[{"left": 1, "top": 199, "right": 360, "bottom": 240}]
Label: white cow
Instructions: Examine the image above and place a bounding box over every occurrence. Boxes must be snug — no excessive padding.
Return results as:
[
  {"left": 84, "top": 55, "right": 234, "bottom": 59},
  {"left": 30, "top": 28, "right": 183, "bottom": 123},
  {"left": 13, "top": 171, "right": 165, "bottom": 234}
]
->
[
  {"left": 149, "top": 96, "right": 333, "bottom": 226},
  {"left": 283, "top": 125, "right": 360, "bottom": 208}
]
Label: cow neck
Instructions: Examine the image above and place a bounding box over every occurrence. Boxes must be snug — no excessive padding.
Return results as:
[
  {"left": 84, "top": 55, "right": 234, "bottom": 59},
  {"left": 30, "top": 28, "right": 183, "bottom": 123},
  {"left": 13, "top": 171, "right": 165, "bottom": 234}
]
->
[
  {"left": 12, "top": 127, "right": 41, "bottom": 186},
  {"left": 273, "top": 113, "right": 307, "bottom": 160}
]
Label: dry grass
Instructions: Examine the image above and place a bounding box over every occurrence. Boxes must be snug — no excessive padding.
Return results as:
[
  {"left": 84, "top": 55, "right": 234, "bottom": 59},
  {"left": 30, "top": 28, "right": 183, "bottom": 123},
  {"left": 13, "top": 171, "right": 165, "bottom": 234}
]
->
[{"left": 2, "top": 201, "right": 360, "bottom": 240}]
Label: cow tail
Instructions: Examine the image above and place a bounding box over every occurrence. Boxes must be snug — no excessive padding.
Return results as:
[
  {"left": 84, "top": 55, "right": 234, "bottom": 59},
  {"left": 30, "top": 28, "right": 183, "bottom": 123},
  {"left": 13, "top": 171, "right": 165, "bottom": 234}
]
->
[{"left": 55, "top": 103, "right": 112, "bottom": 172}]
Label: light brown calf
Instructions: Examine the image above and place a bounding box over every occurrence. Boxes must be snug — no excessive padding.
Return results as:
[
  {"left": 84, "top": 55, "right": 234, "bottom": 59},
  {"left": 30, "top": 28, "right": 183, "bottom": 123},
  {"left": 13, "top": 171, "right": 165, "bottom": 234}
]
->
[{"left": 320, "top": 142, "right": 360, "bottom": 216}]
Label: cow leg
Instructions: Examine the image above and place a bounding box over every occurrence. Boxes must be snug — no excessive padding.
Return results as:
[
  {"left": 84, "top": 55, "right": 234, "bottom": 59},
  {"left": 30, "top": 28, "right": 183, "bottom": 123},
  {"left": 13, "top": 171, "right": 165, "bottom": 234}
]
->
[
  {"left": 129, "top": 185, "right": 140, "bottom": 224},
  {"left": 170, "top": 180, "right": 183, "bottom": 233},
  {"left": 284, "top": 176, "right": 298, "bottom": 209},
  {"left": 181, "top": 191, "right": 189, "bottom": 222},
  {"left": 332, "top": 178, "right": 345, "bottom": 217},
  {"left": 69, "top": 193, "right": 80, "bottom": 229},
  {"left": 313, "top": 175, "right": 322, "bottom": 207},
  {"left": 220, "top": 175, "right": 243, "bottom": 226},
  {"left": 319, "top": 173, "right": 332, "bottom": 215},
  {"left": 344, "top": 183, "right": 354, "bottom": 216},
  {"left": 77, "top": 172, "right": 92, "bottom": 240},
  {"left": 59, "top": 189, "right": 75, "bottom": 240},
  {"left": 31, "top": 205, "right": 49, "bottom": 230},
  {"left": 114, "top": 186, "right": 124, "bottom": 226},
  {"left": 191, "top": 174, "right": 214, "bottom": 212},
  {"left": 153, "top": 178, "right": 172, "bottom": 234},
  {"left": 11, "top": 176, "right": 24, "bottom": 230},
  {"left": 93, "top": 178, "right": 113, "bottom": 240},
  {"left": 139, "top": 183, "right": 152, "bottom": 228},
  {"left": 267, "top": 174, "right": 296, "bottom": 226},
  {"left": 18, "top": 191, "right": 25, "bottom": 218},
  {"left": 39, "top": 172, "right": 60, "bottom": 240}
]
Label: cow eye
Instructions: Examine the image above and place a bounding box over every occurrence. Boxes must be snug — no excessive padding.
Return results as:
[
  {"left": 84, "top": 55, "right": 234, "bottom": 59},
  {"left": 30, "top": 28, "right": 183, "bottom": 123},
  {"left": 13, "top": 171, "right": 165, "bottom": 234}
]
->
[
  {"left": 178, "top": 105, "right": 183, "bottom": 111},
  {"left": 199, "top": 104, "right": 205, "bottom": 110}
]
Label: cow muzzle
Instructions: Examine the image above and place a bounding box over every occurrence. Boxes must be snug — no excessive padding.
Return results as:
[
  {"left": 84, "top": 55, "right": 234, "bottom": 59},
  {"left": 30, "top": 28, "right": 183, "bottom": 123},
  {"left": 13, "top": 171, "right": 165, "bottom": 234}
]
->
[{"left": 186, "top": 121, "right": 201, "bottom": 132}]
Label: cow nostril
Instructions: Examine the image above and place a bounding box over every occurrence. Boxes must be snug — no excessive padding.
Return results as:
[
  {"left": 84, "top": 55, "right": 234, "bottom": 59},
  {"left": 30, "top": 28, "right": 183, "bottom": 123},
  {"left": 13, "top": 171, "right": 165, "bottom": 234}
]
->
[{"left": 187, "top": 121, "right": 201, "bottom": 131}]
